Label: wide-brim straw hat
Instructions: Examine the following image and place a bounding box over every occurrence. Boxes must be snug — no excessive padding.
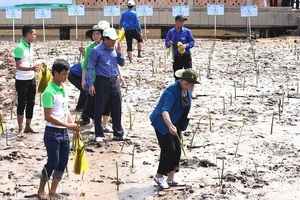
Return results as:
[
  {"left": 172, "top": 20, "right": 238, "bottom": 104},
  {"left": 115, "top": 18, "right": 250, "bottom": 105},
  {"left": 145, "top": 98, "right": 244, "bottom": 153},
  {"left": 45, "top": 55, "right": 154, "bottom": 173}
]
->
[
  {"left": 175, "top": 68, "right": 200, "bottom": 84},
  {"left": 85, "top": 25, "right": 104, "bottom": 40}
]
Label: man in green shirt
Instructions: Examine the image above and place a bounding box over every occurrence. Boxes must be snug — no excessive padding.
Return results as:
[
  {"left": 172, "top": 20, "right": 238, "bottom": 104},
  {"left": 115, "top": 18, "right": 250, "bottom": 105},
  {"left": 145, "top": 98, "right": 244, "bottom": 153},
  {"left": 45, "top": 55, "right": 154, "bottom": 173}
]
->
[
  {"left": 14, "top": 25, "right": 42, "bottom": 138},
  {"left": 37, "top": 59, "right": 80, "bottom": 200}
]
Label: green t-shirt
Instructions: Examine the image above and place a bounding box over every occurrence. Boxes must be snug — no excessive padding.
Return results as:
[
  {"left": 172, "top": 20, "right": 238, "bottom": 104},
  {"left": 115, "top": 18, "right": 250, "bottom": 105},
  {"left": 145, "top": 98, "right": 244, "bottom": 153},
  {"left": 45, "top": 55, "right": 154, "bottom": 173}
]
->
[
  {"left": 82, "top": 42, "right": 97, "bottom": 82},
  {"left": 42, "top": 81, "right": 69, "bottom": 128},
  {"left": 14, "top": 39, "right": 34, "bottom": 80}
]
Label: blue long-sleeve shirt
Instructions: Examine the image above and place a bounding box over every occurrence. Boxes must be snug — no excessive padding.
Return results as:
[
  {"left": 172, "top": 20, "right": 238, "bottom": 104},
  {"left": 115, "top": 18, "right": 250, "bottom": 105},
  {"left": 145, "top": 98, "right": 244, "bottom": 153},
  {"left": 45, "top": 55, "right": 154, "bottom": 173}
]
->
[
  {"left": 119, "top": 8, "right": 142, "bottom": 32},
  {"left": 165, "top": 27, "right": 195, "bottom": 55},
  {"left": 150, "top": 80, "right": 191, "bottom": 135},
  {"left": 87, "top": 42, "right": 125, "bottom": 87}
]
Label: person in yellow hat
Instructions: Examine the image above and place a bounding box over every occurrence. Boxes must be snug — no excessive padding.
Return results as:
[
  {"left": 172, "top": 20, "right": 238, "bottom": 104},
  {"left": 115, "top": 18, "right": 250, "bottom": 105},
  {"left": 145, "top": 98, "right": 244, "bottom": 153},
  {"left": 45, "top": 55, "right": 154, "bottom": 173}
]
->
[{"left": 150, "top": 68, "right": 200, "bottom": 189}]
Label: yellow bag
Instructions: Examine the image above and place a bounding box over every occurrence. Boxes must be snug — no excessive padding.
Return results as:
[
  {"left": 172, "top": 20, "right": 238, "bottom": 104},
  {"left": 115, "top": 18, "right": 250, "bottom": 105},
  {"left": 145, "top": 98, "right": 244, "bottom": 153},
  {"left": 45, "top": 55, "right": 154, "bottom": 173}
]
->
[
  {"left": 0, "top": 118, "right": 3, "bottom": 135},
  {"left": 73, "top": 135, "right": 89, "bottom": 175},
  {"left": 118, "top": 28, "right": 125, "bottom": 42},
  {"left": 37, "top": 64, "right": 52, "bottom": 94},
  {"left": 177, "top": 42, "right": 186, "bottom": 55}
]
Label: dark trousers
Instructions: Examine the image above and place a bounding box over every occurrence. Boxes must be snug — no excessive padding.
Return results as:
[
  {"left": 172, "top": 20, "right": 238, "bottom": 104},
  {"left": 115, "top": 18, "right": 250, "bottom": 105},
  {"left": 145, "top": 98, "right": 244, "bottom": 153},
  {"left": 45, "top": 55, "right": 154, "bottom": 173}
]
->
[
  {"left": 15, "top": 78, "right": 36, "bottom": 118},
  {"left": 84, "top": 93, "right": 110, "bottom": 120},
  {"left": 270, "top": 0, "right": 278, "bottom": 6},
  {"left": 173, "top": 54, "right": 192, "bottom": 80},
  {"left": 155, "top": 129, "right": 181, "bottom": 176},
  {"left": 40, "top": 126, "right": 69, "bottom": 181},
  {"left": 68, "top": 71, "right": 87, "bottom": 110},
  {"left": 281, "top": 0, "right": 290, "bottom": 6},
  {"left": 295, "top": 0, "right": 299, "bottom": 8},
  {"left": 94, "top": 76, "right": 124, "bottom": 137},
  {"left": 125, "top": 29, "right": 143, "bottom": 51}
]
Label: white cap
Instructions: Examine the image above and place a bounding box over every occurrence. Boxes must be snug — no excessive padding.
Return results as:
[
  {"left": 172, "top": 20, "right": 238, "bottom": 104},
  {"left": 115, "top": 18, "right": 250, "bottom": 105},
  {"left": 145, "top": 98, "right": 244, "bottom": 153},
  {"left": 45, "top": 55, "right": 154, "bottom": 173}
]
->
[
  {"left": 97, "top": 20, "right": 110, "bottom": 30},
  {"left": 128, "top": 0, "right": 135, "bottom": 6},
  {"left": 103, "top": 28, "right": 119, "bottom": 40}
]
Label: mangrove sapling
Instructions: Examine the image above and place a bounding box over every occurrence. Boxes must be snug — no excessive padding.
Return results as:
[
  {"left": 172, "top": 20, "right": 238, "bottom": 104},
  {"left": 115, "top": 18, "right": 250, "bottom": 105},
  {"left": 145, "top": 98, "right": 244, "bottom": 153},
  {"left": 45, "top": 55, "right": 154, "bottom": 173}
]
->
[
  {"left": 131, "top": 145, "right": 135, "bottom": 170},
  {"left": 116, "top": 161, "right": 120, "bottom": 191},
  {"left": 5, "top": 122, "right": 8, "bottom": 146},
  {"left": 297, "top": 82, "right": 299, "bottom": 94},
  {"left": 222, "top": 97, "right": 225, "bottom": 116},
  {"left": 216, "top": 156, "right": 226, "bottom": 187},
  {"left": 44, "top": 167, "right": 52, "bottom": 200},
  {"left": 270, "top": 109, "right": 275, "bottom": 135},
  {"left": 189, "top": 115, "right": 206, "bottom": 152},
  {"left": 281, "top": 94, "right": 284, "bottom": 111},
  {"left": 198, "top": 68, "right": 201, "bottom": 82},
  {"left": 120, "top": 139, "right": 126, "bottom": 152},
  {"left": 166, "top": 119, "right": 186, "bottom": 157},
  {"left": 208, "top": 109, "right": 212, "bottom": 131},
  {"left": 234, "top": 120, "right": 246, "bottom": 157},
  {"left": 10, "top": 95, "right": 17, "bottom": 120},
  {"left": 234, "top": 81, "right": 237, "bottom": 100},
  {"left": 207, "top": 40, "right": 215, "bottom": 78},
  {"left": 278, "top": 99, "right": 281, "bottom": 122},
  {"left": 159, "top": 55, "right": 161, "bottom": 68},
  {"left": 151, "top": 59, "right": 155, "bottom": 75},
  {"left": 230, "top": 93, "right": 233, "bottom": 106},
  {"left": 127, "top": 103, "right": 135, "bottom": 130},
  {"left": 243, "top": 76, "right": 245, "bottom": 91},
  {"left": 287, "top": 84, "right": 290, "bottom": 102}
]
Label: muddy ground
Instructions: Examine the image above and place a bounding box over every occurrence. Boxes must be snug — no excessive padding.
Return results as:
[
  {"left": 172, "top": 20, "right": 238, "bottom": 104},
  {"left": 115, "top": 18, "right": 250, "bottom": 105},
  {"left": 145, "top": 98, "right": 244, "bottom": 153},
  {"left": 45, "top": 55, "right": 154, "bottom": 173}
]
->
[{"left": 0, "top": 37, "right": 300, "bottom": 200}]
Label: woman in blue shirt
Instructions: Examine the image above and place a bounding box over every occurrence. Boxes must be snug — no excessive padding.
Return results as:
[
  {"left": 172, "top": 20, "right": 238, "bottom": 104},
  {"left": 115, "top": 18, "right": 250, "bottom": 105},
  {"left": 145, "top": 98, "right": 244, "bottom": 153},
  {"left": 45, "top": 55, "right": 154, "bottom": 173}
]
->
[{"left": 150, "top": 68, "right": 200, "bottom": 189}]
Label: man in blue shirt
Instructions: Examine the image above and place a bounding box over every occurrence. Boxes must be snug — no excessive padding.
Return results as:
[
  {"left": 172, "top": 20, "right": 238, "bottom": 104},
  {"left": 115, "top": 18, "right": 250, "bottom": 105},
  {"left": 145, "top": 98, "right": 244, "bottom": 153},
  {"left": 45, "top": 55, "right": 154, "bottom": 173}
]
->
[
  {"left": 119, "top": 0, "right": 143, "bottom": 63},
  {"left": 165, "top": 15, "right": 195, "bottom": 80},
  {"left": 87, "top": 28, "right": 126, "bottom": 143}
]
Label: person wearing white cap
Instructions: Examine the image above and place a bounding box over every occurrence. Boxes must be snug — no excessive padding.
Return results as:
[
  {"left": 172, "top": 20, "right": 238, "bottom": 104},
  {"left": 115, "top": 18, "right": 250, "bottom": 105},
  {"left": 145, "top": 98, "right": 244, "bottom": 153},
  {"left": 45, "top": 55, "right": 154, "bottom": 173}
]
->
[
  {"left": 78, "top": 20, "right": 123, "bottom": 135},
  {"left": 87, "top": 28, "right": 126, "bottom": 143},
  {"left": 119, "top": 0, "right": 143, "bottom": 63}
]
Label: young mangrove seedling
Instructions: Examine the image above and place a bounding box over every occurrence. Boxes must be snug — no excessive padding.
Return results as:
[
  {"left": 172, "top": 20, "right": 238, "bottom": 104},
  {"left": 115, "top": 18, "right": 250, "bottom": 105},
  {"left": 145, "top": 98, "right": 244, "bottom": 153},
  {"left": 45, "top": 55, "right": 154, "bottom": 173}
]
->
[
  {"left": 116, "top": 161, "right": 120, "bottom": 191},
  {"left": 127, "top": 103, "right": 135, "bottom": 130},
  {"left": 208, "top": 109, "right": 212, "bottom": 131},
  {"left": 278, "top": 99, "right": 281, "bottom": 122},
  {"left": 131, "top": 145, "right": 135, "bottom": 170},
  {"left": 44, "top": 167, "right": 52, "bottom": 200},
  {"left": 234, "top": 120, "right": 246, "bottom": 157},
  {"left": 198, "top": 68, "right": 201, "bottom": 82},
  {"left": 222, "top": 97, "right": 225, "bottom": 116},
  {"left": 243, "top": 76, "right": 245, "bottom": 91},
  {"left": 151, "top": 59, "right": 155, "bottom": 75},
  {"left": 189, "top": 115, "right": 206, "bottom": 152},
  {"left": 10, "top": 95, "right": 17, "bottom": 120},
  {"left": 234, "top": 81, "right": 237, "bottom": 100},
  {"left": 216, "top": 156, "right": 226, "bottom": 187},
  {"left": 270, "top": 109, "right": 275, "bottom": 135}
]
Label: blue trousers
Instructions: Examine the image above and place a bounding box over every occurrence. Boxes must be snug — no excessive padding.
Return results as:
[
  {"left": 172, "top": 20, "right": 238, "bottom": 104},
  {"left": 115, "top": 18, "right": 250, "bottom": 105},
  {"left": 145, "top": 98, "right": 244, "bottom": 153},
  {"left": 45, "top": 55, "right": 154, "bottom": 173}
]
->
[
  {"left": 94, "top": 76, "right": 124, "bottom": 138},
  {"left": 40, "top": 126, "right": 70, "bottom": 181}
]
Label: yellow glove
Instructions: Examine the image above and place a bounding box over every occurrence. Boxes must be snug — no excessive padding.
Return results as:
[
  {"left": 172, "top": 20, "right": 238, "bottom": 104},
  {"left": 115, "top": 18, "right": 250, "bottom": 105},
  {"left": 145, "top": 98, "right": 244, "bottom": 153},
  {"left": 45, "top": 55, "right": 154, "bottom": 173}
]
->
[{"left": 177, "top": 42, "right": 186, "bottom": 54}]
